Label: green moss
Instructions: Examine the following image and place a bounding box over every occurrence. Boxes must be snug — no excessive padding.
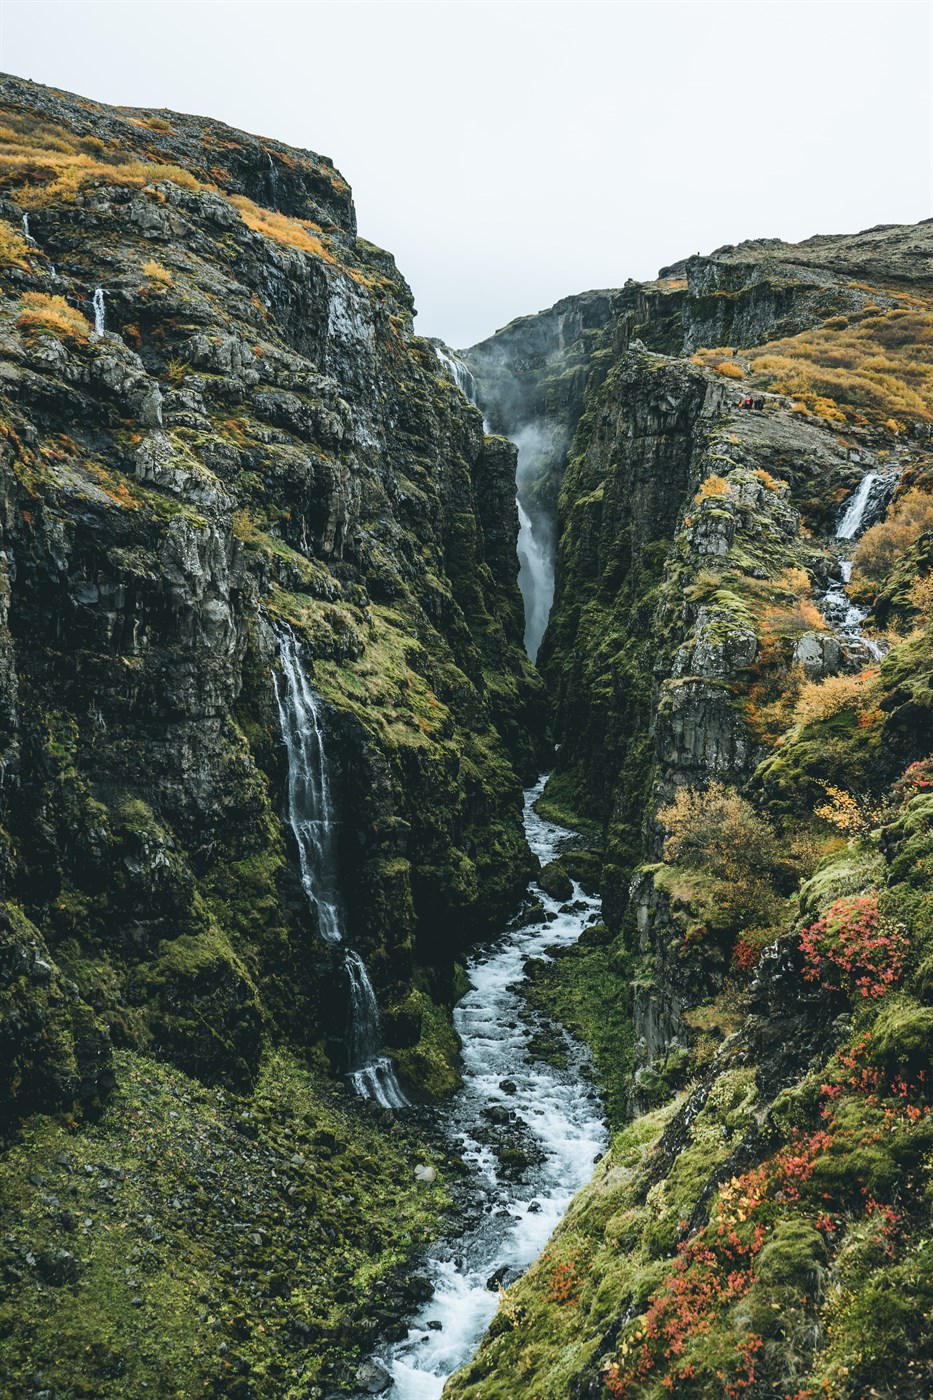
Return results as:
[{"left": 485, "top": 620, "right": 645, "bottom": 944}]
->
[
  {"left": 535, "top": 768, "right": 601, "bottom": 840},
  {"left": 754, "top": 1219, "right": 826, "bottom": 1286},
  {"left": 524, "top": 937, "right": 633, "bottom": 1128},
  {"left": 0, "top": 1049, "right": 448, "bottom": 1397},
  {"left": 390, "top": 988, "right": 463, "bottom": 1100}
]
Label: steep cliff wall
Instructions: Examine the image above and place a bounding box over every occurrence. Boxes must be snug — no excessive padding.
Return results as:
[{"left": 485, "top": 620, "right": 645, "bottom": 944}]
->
[
  {"left": 448, "top": 222, "right": 933, "bottom": 1399},
  {"left": 0, "top": 73, "right": 560, "bottom": 1397},
  {"left": 0, "top": 75, "right": 551, "bottom": 1127}
]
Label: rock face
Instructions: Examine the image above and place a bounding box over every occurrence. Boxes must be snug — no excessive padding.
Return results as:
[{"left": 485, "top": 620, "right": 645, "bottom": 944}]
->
[
  {"left": 462, "top": 291, "right": 617, "bottom": 637},
  {"left": 527, "top": 226, "right": 933, "bottom": 1104},
  {"left": 447, "top": 222, "right": 933, "bottom": 1400},
  {"left": 0, "top": 74, "right": 545, "bottom": 1122}
]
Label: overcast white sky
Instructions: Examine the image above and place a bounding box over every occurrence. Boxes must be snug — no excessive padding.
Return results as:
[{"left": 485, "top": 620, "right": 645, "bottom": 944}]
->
[{"left": 2, "top": 1, "right": 931, "bottom": 347}]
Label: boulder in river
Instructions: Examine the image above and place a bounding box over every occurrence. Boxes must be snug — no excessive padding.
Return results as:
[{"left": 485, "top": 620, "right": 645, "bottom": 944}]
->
[
  {"left": 538, "top": 861, "right": 574, "bottom": 901},
  {"left": 356, "top": 1358, "right": 392, "bottom": 1394}
]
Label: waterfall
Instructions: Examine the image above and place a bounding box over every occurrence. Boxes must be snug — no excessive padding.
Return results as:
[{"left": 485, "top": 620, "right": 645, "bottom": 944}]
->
[
  {"left": 92, "top": 287, "right": 106, "bottom": 337},
  {"left": 517, "top": 501, "right": 554, "bottom": 663},
  {"left": 822, "top": 468, "right": 900, "bottom": 660},
  {"left": 345, "top": 952, "right": 409, "bottom": 1109},
  {"left": 22, "top": 213, "right": 35, "bottom": 244},
  {"left": 835, "top": 470, "right": 888, "bottom": 540},
  {"left": 273, "top": 625, "right": 408, "bottom": 1108},
  {"left": 513, "top": 423, "right": 557, "bottom": 664},
  {"left": 273, "top": 626, "right": 343, "bottom": 943},
  {"left": 434, "top": 341, "right": 556, "bottom": 662},
  {"left": 434, "top": 344, "right": 478, "bottom": 404}
]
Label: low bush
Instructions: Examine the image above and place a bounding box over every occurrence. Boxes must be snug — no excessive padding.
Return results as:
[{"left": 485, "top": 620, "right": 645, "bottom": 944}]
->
[
  {"left": 799, "top": 893, "right": 907, "bottom": 1000},
  {"left": 695, "top": 474, "right": 730, "bottom": 500},
  {"left": 658, "top": 782, "right": 787, "bottom": 935},
  {"left": 229, "top": 195, "right": 335, "bottom": 262},
  {"left": 792, "top": 669, "right": 881, "bottom": 728},
  {"left": 141, "top": 258, "right": 172, "bottom": 286},
  {"left": 16, "top": 291, "right": 91, "bottom": 342},
  {"left": 851, "top": 488, "right": 933, "bottom": 597},
  {"left": 0, "top": 220, "right": 31, "bottom": 270}
]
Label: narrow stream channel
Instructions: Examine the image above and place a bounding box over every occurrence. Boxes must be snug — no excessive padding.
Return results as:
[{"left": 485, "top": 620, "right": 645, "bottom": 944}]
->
[{"left": 369, "top": 777, "right": 608, "bottom": 1399}]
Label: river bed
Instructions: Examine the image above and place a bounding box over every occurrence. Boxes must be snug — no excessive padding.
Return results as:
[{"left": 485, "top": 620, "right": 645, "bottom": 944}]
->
[{"left": 365, "top": 777, "right": 608, "bottom": 1399}]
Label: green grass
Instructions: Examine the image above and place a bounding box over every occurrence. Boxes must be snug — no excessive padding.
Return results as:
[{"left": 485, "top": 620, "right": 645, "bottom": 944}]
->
[{"left": 0, "top": 1049, "right": 449, "bottom": 1397}]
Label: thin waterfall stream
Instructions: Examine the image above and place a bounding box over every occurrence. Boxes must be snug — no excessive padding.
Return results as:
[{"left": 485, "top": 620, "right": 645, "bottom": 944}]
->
[
  {"left": 364, "top": 778, "right": 607, "bottom": 1399},
  {"left": 273, "top": 625, "right": 408, "bottom": 1109}
]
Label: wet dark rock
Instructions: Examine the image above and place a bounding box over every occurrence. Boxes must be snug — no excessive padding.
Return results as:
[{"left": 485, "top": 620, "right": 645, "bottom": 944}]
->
[
  {"left": 515, "top": 903, "right": 547, "bottom": 928},
  {"left": 35, "top": 1248, "right": 79, "bottom": 1285},
  {"left": 355, "top": 1359, "right": 392, "bottom": 1394},
  {"left": 483, "top": 1104, "right": 511, "bottom": 1126}
]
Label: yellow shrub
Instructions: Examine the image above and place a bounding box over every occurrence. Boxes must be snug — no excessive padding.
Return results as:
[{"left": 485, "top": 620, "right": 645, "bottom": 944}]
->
[
  {"left": 229, "top": 195, "right": 335, "bottom": 262},
  {"left": 0, "top": 114, "right": 202, "bottom": 207},
  {"left": 141, "top": 258, "right": 172, "bottom": 286},
  {"left": 908, "top": 573, "right": 933, "bottom": 615},
  {"left": 793, "top": 669, "right": 880, "bottom": 728},
  {"left": 0, "top": 220, "right": 31, "bottom": 270},
  {"left": 851, "top": 488, "right": 933, "bottom": 596},
  {"left": 748, "top": 304, "right": 933, "bottom": 424},
  {"left": 695, "top": 474, "right": 730, "bottom": 500},
  {"left": 753, "top": 468, "right": 782, "bottom": 491},
  {"left": 715, "top": 360, "right": 744, "bottom": 379},
  {"left": 657, "top": 782, "right": 785, "bottom": 933},
  {"left": 17, "top": 291, "right": 91, "bottom": 342},
  {"left": 814, "top": 783, "right": 881, "bottom": 835}
]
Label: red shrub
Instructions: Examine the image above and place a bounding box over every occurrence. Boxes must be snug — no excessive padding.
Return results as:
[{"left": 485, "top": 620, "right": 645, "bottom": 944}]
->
[{"left": 799, "top": 894, "right": 906, "bottom": 1000}]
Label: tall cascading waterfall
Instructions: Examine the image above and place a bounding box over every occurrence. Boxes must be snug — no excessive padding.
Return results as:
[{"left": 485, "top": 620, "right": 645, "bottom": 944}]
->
[
  {"left": 434, "top": 344, "right": 555, "bottom": 663},
  {"left": 22, "top": 213, "right": 35, "bottom": 244},
  {"left": 516, "top": 495, "right": 554, "bottom": 662},
  {"left": 273, "top": 626, "right": 408, "bottom": 1109},
  {"left": 91, "top": 287, "right": 106, "bottom": 337}
]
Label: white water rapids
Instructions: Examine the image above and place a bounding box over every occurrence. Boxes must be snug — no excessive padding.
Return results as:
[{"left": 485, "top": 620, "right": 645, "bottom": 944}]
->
[{"left": 369, "top": 777, "right": 608, "bottom": 1399}]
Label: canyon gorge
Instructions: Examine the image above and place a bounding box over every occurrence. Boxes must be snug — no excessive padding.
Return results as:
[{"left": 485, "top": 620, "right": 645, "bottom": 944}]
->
[{"left": 0, "top": 73, "right": 932, "bottom": 1400}]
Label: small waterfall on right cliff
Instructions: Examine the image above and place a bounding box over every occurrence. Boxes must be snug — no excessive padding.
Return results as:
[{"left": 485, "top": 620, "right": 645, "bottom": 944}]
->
[
  {"left": 433, "top": 343, "right": 478, "bottom": 404},
  {"left": 273, "top": 626, "right": 408, "bottom": 1109},
  {"left": 820, "top": 467, "right": 899, "bottom": 659},
  {"left": 92, "top": 287, "right": 106, "bottom": 337}
]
